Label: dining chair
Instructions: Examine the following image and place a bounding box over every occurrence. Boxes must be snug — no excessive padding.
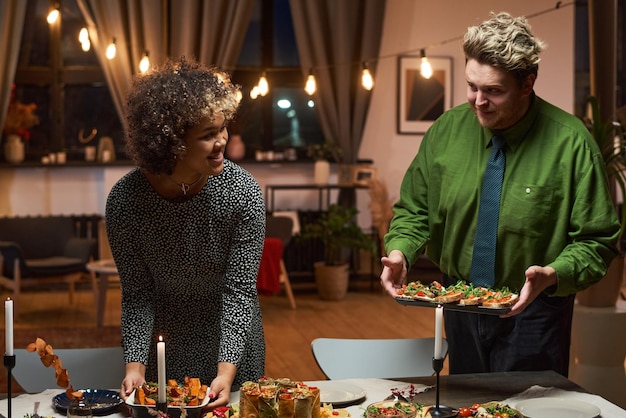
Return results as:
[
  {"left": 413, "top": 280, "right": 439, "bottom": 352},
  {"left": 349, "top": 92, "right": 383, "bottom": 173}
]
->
[
  {"left": 13, "top": 347, "right": 125, "bottom": 393},
  {"left": 310, "top": 337, "right": 448, "bottom": 379},
  {"left": 265, "top": 214, "right": 297, "bottom": 309}
]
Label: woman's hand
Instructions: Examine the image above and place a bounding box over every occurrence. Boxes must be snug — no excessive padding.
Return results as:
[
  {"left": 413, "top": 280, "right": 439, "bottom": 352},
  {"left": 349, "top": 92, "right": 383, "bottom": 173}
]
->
[
  {"left": 120, "top": 362, "right": 146, "bottom": 401},
  {"left": 207, "top": 362, "right": 236, "bottom": 408},
  {"left": 380, "top": 250, "right": 408, "bottom": 296}
]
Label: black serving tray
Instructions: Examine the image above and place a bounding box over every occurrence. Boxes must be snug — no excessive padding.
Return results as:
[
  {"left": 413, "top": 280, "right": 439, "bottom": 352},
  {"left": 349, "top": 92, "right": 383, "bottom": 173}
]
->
[{"left": 394, "top": 297, "right": 510, "bottom": 315}]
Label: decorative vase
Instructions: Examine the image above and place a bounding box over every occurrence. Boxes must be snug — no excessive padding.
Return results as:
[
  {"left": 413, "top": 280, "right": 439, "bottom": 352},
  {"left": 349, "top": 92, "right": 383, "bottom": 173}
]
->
[
  {"left": 314, "top": 261, "right": 350, "bottom": 300},
  {"left": 314, "top": 160, "right": 330, "bottom": 185},
  {"left": 226, "top": 134, "right": 246, "bottom": 160},
  {"left": 3, "top": 134, "right": 25, "bottom": 164}
]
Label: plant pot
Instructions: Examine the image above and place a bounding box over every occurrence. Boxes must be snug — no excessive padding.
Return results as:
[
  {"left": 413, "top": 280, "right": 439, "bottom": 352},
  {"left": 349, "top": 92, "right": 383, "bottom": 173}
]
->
[
  {"left": 576, "top": 255, "right": 624, "bottom": 307},
  {"left": 314, "top": 160, "right": 330, "bottom": 185},
  {"left": 314, "top": 261, "right": 349, "bottom": 301}
]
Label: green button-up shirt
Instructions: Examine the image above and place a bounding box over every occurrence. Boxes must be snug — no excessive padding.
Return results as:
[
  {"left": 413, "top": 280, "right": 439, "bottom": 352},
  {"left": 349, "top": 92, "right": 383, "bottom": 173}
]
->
[{"left": 385, "top": 94, "right": 620, "bottom": 296}]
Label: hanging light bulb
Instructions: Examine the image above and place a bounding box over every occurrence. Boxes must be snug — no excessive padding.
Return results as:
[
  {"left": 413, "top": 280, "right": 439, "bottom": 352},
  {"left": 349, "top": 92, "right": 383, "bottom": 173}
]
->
[
  {"left": 106, "top": 38, "right": 117, "bottom": 60},
  {"left": 304, "top": 70, "right": 317, "bottom": 95},
  {"left": 361, "top": 63, "right": 374, "bottom": 91},
  {"left": 139, "top": 51, "right": 150, "bottom": 74},
  {"left": 79, "top": 28, "right": 90, "bottom": 51},
  {"left": 79, "top": 28, "right": 89, "bottom": 43},
  {"left": 420, "top": 49, "right": 433, "bottom": 79},
  {"left": 250, "top": 86, "right": 260, "bottom": 100},
  {"left": 258, "top": 72, "right": 269, "bottom": 96},
  {"left": 47, "top": 7, "right": 60, "bottom": 24}
]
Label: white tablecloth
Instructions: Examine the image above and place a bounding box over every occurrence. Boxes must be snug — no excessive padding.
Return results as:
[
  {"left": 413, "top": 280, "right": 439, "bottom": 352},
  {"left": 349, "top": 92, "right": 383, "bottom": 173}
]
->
[
  {"left": 0, "top": 389, "right": 127, "bottom": 418},
  {"left": 503, "top": 385, "right": 626, "bottom": 417},
  {"left": 2, "top": 379, "right": 625, "bottom": 418}
]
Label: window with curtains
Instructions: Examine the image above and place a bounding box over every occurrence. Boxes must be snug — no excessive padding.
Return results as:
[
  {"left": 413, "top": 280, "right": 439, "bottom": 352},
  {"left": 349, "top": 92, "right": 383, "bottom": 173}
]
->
[
  {"left": 10, "top": 0, "right": 323, "bottom": 165},
  {"left": 12, "top": 0, "right": 124, "bottom": 164},
  {"left": 230, "top": 0, "right": 325, "bottom": 160}
]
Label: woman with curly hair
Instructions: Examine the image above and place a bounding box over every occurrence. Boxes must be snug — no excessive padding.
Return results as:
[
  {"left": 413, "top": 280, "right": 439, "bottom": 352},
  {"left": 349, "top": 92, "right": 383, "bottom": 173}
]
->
[{"left": 106, "top": 56, "right": 265, "bottom": 407}]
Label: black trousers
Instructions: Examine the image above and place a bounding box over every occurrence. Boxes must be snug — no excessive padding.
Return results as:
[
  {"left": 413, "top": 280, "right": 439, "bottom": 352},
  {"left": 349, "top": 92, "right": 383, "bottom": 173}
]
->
[{"left": 442, "top": 275, "right": 575, "bottom": 377}]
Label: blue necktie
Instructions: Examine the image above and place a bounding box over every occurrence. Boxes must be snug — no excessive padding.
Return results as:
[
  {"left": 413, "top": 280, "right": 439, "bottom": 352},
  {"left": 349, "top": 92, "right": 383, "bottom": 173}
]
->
[{"left": 471, "top": 135, "right": 506, "bottom": 288}]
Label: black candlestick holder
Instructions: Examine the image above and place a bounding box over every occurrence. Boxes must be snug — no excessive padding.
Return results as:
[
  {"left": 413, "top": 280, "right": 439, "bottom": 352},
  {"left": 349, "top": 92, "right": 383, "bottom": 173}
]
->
[
  {"left": 157, "top": 401, "right": 168, "bottom": 416},
  {"left": 5, "top": 354, "right": 16, "bottom": 418},
  {"left": 429, "top": 357, "right": 457, "bottom": 418}
]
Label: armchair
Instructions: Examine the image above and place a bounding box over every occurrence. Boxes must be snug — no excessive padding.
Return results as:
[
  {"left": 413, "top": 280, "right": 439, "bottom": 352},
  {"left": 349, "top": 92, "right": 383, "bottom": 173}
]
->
[{"left": 0, "top": 215, "right": 99, "bottom": 318}]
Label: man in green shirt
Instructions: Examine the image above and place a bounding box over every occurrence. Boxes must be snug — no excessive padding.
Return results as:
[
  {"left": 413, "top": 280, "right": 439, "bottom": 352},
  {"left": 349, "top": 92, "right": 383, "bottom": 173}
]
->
[{"left": 380, "top": 12, "right": 620, "bottom": 376}]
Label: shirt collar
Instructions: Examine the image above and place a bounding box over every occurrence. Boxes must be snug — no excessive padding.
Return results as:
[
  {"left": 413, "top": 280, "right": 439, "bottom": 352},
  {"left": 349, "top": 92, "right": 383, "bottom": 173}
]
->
[{"left": 482, "top": 92, "right": 540, "bottom": 153}]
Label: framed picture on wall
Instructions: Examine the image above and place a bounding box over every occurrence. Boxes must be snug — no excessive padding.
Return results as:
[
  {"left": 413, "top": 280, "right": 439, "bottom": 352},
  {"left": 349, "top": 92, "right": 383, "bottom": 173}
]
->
[
  {"left": 351, "top": 166, "right": 377, "bottom": 186},
  {"left": 397, "top": 56, "right": 453, "bottom": 134}
]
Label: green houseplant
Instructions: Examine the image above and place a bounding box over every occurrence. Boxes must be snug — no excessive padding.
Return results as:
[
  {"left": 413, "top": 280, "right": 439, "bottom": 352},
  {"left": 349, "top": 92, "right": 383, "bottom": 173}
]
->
[
  {"left": 298, "top": 204, "right": 377, "bottom": 300},
  {"left": 577, "top": 96, "right": 626, "bottom": 307}
]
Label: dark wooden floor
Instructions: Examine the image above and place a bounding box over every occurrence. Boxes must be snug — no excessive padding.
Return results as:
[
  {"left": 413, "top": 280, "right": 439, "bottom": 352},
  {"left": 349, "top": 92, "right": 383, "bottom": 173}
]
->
[{"left": 1, "top": 275, "right": 448, "bottom": 385}]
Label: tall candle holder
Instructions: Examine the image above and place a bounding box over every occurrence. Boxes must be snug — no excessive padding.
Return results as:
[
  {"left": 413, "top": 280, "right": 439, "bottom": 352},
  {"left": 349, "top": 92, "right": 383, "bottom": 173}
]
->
[
  {"left": 157, "top": 401, "right": 168, "bottom": 415},
  {"left": 429, "top": 357, "right": 456, "bottom": 417},
  {"left": 4, "top": 353, "right": 16, "bottom": 418}
]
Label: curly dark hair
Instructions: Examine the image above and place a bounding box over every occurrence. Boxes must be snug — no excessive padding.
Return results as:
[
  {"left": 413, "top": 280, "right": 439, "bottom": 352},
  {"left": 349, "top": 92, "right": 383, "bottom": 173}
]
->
[{"left": 124, "top": 56, "right": 241, "bottom": 175}]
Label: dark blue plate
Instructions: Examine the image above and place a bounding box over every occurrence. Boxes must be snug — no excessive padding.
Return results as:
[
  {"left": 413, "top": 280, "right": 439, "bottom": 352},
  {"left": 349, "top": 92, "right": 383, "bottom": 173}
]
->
[{"left": 53, "top": 389, "right": 123, "bottom": 415}]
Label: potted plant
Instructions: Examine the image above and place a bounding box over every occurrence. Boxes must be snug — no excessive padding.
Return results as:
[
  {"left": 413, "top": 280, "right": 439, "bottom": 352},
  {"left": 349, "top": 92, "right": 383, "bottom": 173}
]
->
[
  {"left": 297, "top": 204, "right": 377, "bottom": 300},
  {"left": 577, "top": 96, "right": 626, "bottom": 307},
  {"left": 307, "top": 142, "right": 342, "bottom": 185}
]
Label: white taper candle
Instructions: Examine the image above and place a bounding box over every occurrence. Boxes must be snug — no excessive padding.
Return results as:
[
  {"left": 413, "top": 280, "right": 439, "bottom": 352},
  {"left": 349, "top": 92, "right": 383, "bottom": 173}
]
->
[
  {"left": 157, "top": 336, "right": 166, "bottom": 403},
  {"left": 434, "top": 304, "right": 443, "bottom": 359},
  {"left": 5, "top": 298, "right": 14, "bottom": 356}
]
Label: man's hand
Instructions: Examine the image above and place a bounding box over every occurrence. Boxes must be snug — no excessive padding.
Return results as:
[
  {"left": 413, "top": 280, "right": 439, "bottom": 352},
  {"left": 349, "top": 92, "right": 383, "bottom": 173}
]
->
[
  {"left": 380, "top": 250, "right": 408, "bottom": 296},
  {"left": 500, "top": 265, "right": 557, "bottom": 318}
]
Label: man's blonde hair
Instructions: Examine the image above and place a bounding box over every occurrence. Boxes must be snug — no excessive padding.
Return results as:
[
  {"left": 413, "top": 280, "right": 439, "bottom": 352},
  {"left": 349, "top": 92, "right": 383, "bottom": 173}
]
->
[{"left": 463, "top": 12, "right": 546, "bottom": 84}]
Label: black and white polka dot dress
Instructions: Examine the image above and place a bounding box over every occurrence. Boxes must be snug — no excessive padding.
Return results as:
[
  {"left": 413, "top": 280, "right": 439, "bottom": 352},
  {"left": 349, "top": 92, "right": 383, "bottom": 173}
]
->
[{"left": 106, "top": 160, "right": 266, "bottom": 389}]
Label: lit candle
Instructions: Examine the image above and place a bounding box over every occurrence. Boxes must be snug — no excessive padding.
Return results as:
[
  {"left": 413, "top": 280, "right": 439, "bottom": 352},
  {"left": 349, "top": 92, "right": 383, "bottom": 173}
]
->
[
  {"left": 5, "top": 298, "right": 14, "bottom": 356},
  {"left": 434, "top": 304, "right": 443, "bottom": 359},
  {"left": 157, "top": 336, "right": 166, "bottom": 403}
]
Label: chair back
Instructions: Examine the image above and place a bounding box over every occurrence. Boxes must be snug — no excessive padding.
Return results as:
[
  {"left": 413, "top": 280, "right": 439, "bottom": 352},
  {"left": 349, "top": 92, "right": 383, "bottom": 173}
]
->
[
  {"left": 266, "top": 215, "right": 294, "bottom": 246},
  {"left": 13, "top": 347, "right": 124, "bottom": 393},
  {"left": 311, "top": 337, "right": 448, "bottom": 379}
]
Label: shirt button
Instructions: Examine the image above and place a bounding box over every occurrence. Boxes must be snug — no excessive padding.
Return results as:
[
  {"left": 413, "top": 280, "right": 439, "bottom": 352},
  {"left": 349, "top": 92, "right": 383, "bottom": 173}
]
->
[{"left": 526, "top": 187, "right": 531, "bottom": 193}]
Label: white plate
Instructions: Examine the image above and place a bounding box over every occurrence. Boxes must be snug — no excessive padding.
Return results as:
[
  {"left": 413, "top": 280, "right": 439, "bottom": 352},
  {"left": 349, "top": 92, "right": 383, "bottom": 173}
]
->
[
  {"left": 516, "top": 398, "right": 601, "bottom": 418},
  {"left": 305, "top": 381, "right": 367, "bottom": 406}
]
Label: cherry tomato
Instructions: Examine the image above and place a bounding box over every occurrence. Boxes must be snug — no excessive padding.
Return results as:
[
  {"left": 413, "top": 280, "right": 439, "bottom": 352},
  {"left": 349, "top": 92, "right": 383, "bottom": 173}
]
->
[
  {"left": 458, "top": 407, "right": 472, "bottom": 417},
  {"left": 471, "top": 403, "right": 481, "bottom": 411}
]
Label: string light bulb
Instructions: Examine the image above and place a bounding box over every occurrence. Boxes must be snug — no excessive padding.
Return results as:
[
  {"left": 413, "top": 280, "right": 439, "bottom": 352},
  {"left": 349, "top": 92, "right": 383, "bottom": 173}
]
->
[
  {"left": 420, "top": 49, "right": 433, "bottom": 79},
  {"left": 250, "top": 86, "right": 260, "bottom": 100},
  {"left": 304, "top": 70, "right": 317, "bottom": 95},
  {"left": 139, "top": 51, "right": 150, "bottom": 74},
  {"left": 79, "top": 28, "right": 90, "bottom": 51},
  {"left": 106, "top": 38, "right": 117, "bottom": 60},
  {"left": 79, "top": 28, "right": 89, "bottom": 43},
  {"left": 47, "top": 7, "right": 60, "bottom": 24},
  {"left": 258, "top": 72, "right": 269, "bottom": 96},
  {"left": 361, "top": 63, "right": 374, "bottom": 91}
]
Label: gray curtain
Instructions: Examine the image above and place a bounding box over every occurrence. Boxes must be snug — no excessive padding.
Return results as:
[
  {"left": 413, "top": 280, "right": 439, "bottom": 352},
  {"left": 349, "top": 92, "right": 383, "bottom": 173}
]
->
[
  {"left": 0, "top": 0, "right": 27, "bottom": 135},
  {"left": 76, "top": 0, "right": 254, "bottom": 125},
  {"left": 289, "top": 0, "right": 386, "bottom": 164}
]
